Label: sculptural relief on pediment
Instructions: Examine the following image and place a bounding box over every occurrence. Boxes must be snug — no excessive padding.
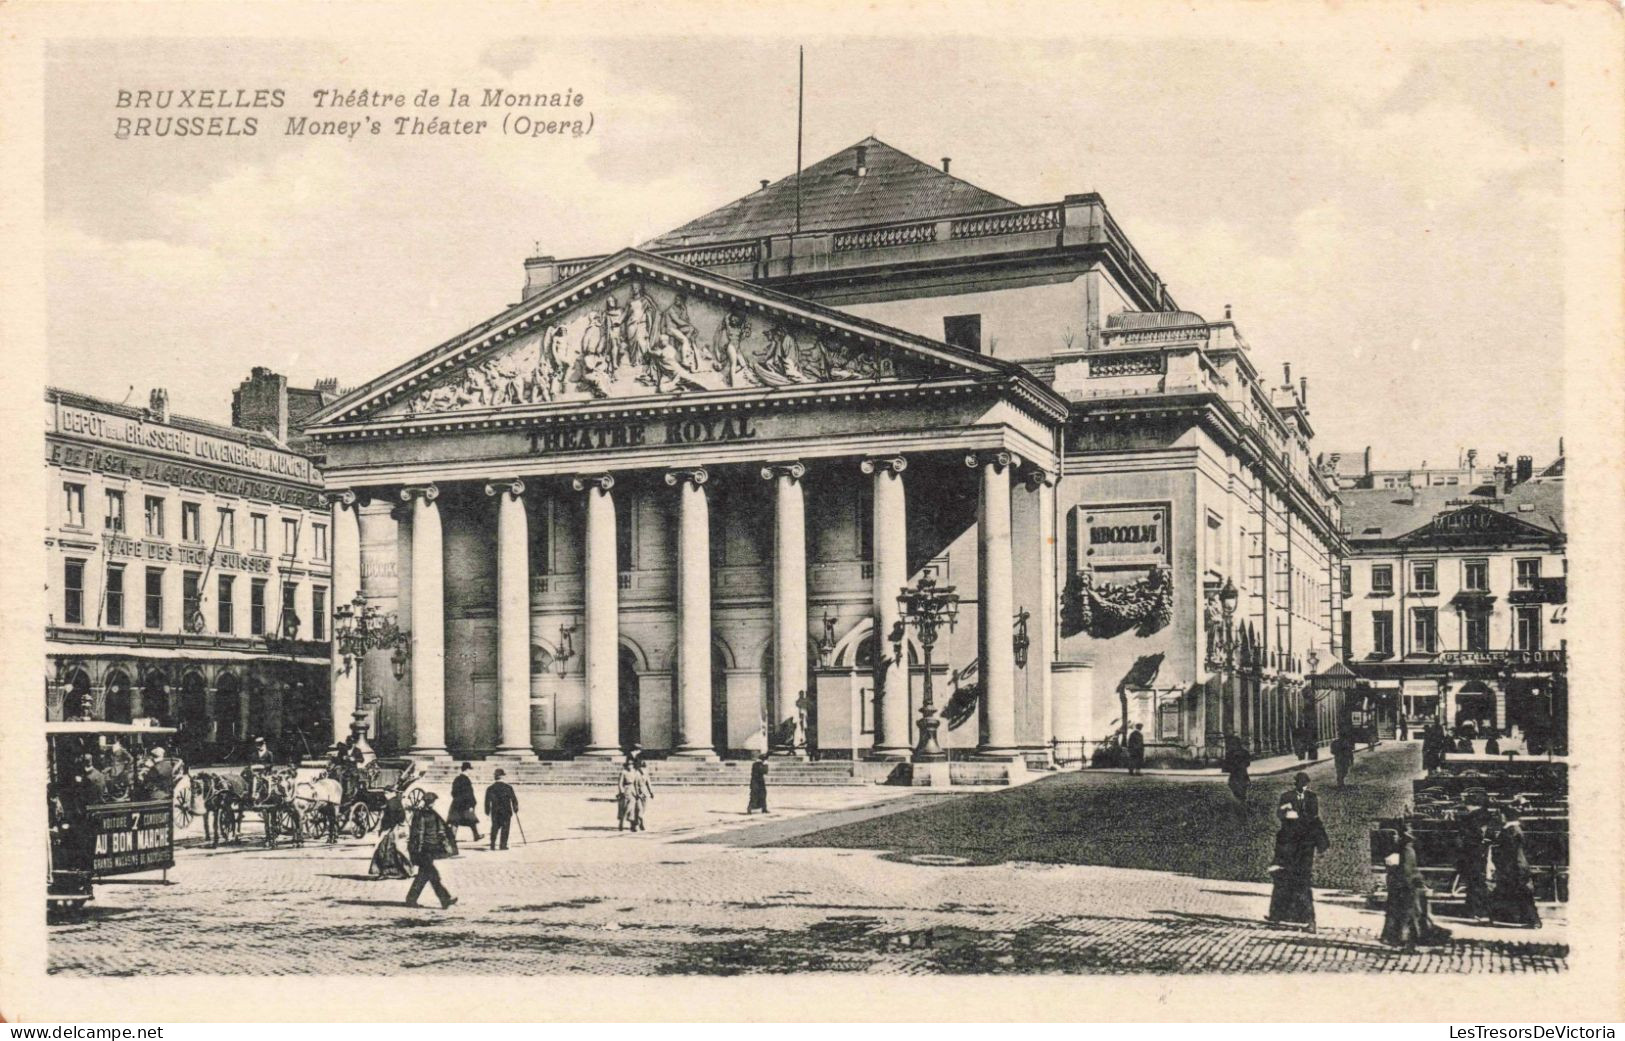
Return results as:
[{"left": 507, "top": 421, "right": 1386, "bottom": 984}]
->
[{"left": 394, "top": 282, "right": 938, "bottom": 416}]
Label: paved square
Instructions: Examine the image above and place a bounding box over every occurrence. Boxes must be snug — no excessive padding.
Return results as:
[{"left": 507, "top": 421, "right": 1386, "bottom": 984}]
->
[{"left": 50, "top": 747, "right": 1567, "bottom": 975}]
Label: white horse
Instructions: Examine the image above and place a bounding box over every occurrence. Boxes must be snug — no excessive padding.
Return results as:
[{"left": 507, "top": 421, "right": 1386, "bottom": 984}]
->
[{"left": 293, "top": 775, "right": 345, "bottom": 843}]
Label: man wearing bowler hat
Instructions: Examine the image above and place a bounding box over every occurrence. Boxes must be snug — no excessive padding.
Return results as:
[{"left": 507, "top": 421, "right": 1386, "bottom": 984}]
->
[{"left": 484, "top": 768, "right": 520, "bottom": 851}]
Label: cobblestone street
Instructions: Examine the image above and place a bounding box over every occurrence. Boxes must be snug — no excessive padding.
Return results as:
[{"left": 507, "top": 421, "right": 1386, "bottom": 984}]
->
[{"left": 49, "top": 745, "right": 1567, "bottom": 975}]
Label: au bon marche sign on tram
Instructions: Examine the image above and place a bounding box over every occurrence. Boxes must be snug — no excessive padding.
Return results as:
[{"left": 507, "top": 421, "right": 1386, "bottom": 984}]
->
[{"left": 88, "top": 801, "right": 174, "bottom": 876}]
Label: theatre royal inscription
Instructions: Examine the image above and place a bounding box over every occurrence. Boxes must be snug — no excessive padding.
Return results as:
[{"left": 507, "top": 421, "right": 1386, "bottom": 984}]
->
[{"left": 525, "top": 414, "right": 758, "bottom": 456}]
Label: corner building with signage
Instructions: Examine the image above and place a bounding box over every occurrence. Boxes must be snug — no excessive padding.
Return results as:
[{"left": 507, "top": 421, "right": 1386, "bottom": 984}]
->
[
  {"left": 45, "top": 387, "right": 334, "bottom": 763},
  {"left": 307, "top": 139, "right": 1346, "bottom": 775},
  {"left": 1338, "top": 456, "right": 1566, "bottom": 751}
]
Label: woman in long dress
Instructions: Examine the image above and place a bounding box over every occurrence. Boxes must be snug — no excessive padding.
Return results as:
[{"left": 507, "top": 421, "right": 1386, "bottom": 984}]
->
[
  {"left": 367, "top": 786, "right": 413, "bottom": 880},
  {"left": 1380, "top": 826, "right": 1453, "bottom": 948},
  {"left": 1221, "top": 735, "right": 1251, "bottom": 804},
  {"left": 1267, "top": 776, "right": 1327, "bottom": 930},
  {"left": 1489, "top": 808, "right": 1542, "bottom": 928}
]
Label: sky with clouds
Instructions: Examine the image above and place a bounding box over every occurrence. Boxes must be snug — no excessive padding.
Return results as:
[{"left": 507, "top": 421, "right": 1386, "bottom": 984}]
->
[{"left": 45, "top": 32, "right": 1563, "bottom": 468}]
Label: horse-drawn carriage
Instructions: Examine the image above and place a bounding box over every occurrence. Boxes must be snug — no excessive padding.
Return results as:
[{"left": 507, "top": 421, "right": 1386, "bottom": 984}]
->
[
  {"left": 191, "top": 766, "right": 306, "bottom": 848},
  {"left": 305, "top": 757, "right": 420, "bottom": 838}
]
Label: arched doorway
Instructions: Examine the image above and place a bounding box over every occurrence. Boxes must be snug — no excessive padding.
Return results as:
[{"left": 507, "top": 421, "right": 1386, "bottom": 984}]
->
[
  {"left": 65, "top": 668, "right": 92, "bottom": 720},
  {"left": 617, "top": 647, "right": 640, "bottom": 751},
  {"left": 104, "top": 669, "right": 133, "bottom": 724},
  {"left": 1454, "top": 681, "right": 1495, "bottom": 735},
  {"left": 139, "top": 671, "right": 168, "bottom": 721}
]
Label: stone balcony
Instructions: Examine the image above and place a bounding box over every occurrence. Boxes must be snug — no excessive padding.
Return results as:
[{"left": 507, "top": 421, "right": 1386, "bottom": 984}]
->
[{"left": 523, "top": 194, "right": 1178, "bottom": 314}]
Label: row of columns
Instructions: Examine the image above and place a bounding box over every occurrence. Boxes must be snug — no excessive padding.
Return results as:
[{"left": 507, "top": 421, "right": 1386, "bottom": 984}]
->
[{"left": 332, "top": 451, "right": 1038, "bottom": 762}]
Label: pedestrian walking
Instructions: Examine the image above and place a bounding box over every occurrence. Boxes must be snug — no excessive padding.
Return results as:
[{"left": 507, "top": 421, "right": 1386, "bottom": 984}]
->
[
  {"left": 1421, "top": 723, "right": 1444, "bottom": 774},
  {"left": 1379, "top": 825, "right": 1452, "bottom": 949},
  {"left": 1330, "top": 731, "right": 1355, "bottom": 788},
  {"left": 1125, "top": 724, "right": 1145, "bottom": 776},
  {"left": 1455, "top": 795, "right": 1496, "bottom": 922},
  {"left": 1220, "top": 734, "right": 1251, "bottom": 804},
  {"left": 1399, "top": 716, "right": 1409, "bottom": 742},
  {"left": 628, "top": 758, "right": 654, "bottom": 832},
  {"left": 484, "top": 768, "right": 519, "bottom": 850},
  {"left": 1266, "top": 772, "right": 1328, "bottom": 932},
  {"left": 616, "top": 758, "right": 637, "bottom": 832},
  {"left": 404, "top": 791, "right": 458, "bottom": 908},
  {"left": 1489, "top": 807, "right": 1541, "bottom": 928},
  {"left": 447, "top": 761, "right": 482, "bottom": 843},
  {"left": 747, "top": 752, "right": 770, "bottom": 814}
]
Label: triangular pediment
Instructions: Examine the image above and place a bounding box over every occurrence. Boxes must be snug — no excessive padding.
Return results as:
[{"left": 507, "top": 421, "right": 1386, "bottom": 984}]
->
[
  {"left": 1394, "top": 504, "right": 1555, "bottom": 547},
  {"left": 308, "top": 250, "right": 1023, "bottom": 428}
]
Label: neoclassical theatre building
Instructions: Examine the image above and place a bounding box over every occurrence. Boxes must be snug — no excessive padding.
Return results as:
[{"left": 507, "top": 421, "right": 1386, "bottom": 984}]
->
[{"left": 307, "top": 139, "right": 1346, "bottom": 775}]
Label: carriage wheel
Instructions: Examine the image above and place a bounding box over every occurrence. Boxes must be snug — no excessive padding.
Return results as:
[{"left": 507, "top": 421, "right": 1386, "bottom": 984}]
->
[
  {"left": 173, "top": 792, "right": 194, "bottom": 829},
  {"left": 351, "top": 806, "right": 376, "bottom": 838}
]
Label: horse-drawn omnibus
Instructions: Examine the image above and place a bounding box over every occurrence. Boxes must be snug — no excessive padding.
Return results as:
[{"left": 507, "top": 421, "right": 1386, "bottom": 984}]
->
[{"left": 47, "top": 721, "right": 179, "bottom": 919}]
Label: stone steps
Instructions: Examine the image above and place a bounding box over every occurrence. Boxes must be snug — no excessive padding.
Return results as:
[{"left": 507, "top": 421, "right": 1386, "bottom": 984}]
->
[{"left": 412, "top": 758, "right": 863, "bottom": 787}]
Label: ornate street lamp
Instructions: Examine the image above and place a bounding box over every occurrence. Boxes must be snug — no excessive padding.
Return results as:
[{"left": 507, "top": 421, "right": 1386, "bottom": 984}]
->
[
  {"left": 331, "top": 593, "right": 411, "bottom": 754},
  {"left": 1012, "top": 608, "right": 1032, "bottom": 670},
  {"left": 897, "top": 574, "right": 959, "bottom": 762}
]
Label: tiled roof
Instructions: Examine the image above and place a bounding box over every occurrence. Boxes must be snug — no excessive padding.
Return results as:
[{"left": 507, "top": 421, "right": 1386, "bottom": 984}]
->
[
  {"left": 642, "top": 137, "right": 1016, "bottom": 249},
  {"left": 1341, "top": 478, "right": 1564, "bottom": 541},
  {"left": 45, "top": 386, "right": 296, "bottom": 455}
]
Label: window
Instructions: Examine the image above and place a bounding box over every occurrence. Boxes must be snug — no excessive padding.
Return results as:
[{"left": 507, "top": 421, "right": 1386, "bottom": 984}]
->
[
  {"left": 181, "top": 502, "right": 202, "bottom": 543},
  {"left": 313, "top": 523, "right": 329, "bottom": 562},
  {"left": 63, "top": 483, "right": 85, "bottom": 527},
  {"left": 1515, "top": 606, "right": 1542, "bottom": 651},
  {"left": 613, "top": 497, "right": 633, "bottom": 572},
  {"left": 943, "top": 313, "right": 982, "bottom": 353},
  {"left": 217, "top": 575, "right": 235, "bottom": 634},
  {"left": 1372, "top": 611, "right": 1393, "bottom": 657},
  {"left": 63, "top": 558, "right": 86, "bottom": 624},
  {"left": 144, "top": 568, "right": 163, "bottom": 629},
  {"left": 1463, "top": 559, "right": 1489, "bottom": 592},
  {"left": 182, "top": 571, "right": 202, "bottom": 631},
  {"left": 282, "top": 518, "right": 300, "bottom": 558},
  {"left": 250, "top": 579, "right": 267, "bottom": 636},
  {"left": 1410, "top": 560, "right": 1437, "bottom": 594},
  {"left": 105, "top": 565, "right": 125, "bottom": 626},
  {"left": 144, "top": 495, "right": 166, "bottom": 538},
  {"left": 1370, "top": 565, "right": 1393, "bottom": 596},
  {"left": 281, "top": 581, "right": 299, "bottom": 637},
  {"left": 1466, "top": 612, "right": 1490, "bottom": 652},
  {"left": 104, "top": 489, "right": 126, "bottom": 532},
  {"left": 312, "top": 586, "right": 327, "bottom": 640},
  {"left": 1411, "top": 607, "right": 1438, "bottom": 654},
  {"left": 531, "top": 500, "right": 554, "bottom": 575},
  {"left": 252, "top": 514, "right": 268, "bottom": 552},
  {"left": 1341, "top": 611, "right": 1352, "bottom": 661},
  {"left": 1340, "top": 566, "right": 1351, "bottom": 597},
  {"left": 1515, "top": 558, "right": 1541, "bottom": 590},
  {"left": 217, "top": 508, "right": 236, "bottom": 548}
]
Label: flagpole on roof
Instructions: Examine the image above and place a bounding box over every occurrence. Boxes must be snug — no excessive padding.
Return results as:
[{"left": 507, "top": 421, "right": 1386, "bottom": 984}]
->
[{"left": 795, "top": 45, "right": 804, "bottom": 234}]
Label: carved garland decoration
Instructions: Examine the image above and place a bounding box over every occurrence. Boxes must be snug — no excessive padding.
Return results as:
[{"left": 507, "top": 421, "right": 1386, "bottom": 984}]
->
[{"left": 1064, "top": 566, "right": 1174, "bottom": 639}]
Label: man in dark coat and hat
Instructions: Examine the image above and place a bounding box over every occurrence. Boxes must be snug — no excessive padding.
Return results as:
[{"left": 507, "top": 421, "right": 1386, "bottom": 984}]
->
[
  {"left": 447, "top": 762, "right": 481, "bottom": 843},
  {"left": 405, "top": 791, "right": 458, "bottom": 909},
  {"left": 1125, "top": 724, "right": 1146, "bottom": 776},
  {"left": 483, "top": 768, "right": 519, "bottom": 850},
  {"left": 746, "top": 753, "right": 770, "bottom": 814}
]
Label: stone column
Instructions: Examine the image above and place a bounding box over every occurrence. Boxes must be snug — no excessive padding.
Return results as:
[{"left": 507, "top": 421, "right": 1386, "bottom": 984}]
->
[
  {"left": 762, "top": 462, "right": 809, "bottom": 756},
  {"left": 861, "top": 456, "right": 910, "bottom": 759},
  {"left": 971, "top": 451, "right": 1019, "bottom": 759},
  {"left": 327, "top": 489, "right": 362, "bottom": 744},
  {"left": 667, "top": 468, "right": 717, "bottom": 759},
  {"left": 486, "top": 479, "right": 534, "bottom": 758},
  {"left": 401, "top": 484, "right": 447, "bottom": 758},
  {"left": 1023, "top": 468, "right": 1059, "bottom": 761},
  {"left": 574, "top": 474, "right": 621, "bottom": 758}
]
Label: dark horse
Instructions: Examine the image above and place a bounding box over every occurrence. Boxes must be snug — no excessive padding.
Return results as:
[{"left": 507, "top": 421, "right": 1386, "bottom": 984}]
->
[{"left": 194, "top": 770, "right": 304, "bottom": 849}]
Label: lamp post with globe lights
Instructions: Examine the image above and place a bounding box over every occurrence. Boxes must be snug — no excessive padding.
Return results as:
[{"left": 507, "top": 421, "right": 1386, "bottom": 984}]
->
[
  {"left": 895, "top": 574, "right": 959, "bottom": 763},
  {"left": 331, "top": 593, "right": 410, "bottom": 757}
]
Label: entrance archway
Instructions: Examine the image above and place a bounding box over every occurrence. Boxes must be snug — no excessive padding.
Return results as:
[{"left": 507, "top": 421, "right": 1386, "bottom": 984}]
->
[
  {"left": 65, "top": 668, "right": 92, "bottom": 720},
  {"left": 140, "top": 671, "right": 167, "bottom": 721},
  {"left": 104, "top": 669, "right": 133, "bottom": 724},
  {"left": 216, "top": 674, "right": 242, "bottom": 748},
  {"left": 618, "top": 647, "right": 640, "bottom": 751},
  {"left": 1454, "top": 681, "right": 1495, "bottom": 735}
]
